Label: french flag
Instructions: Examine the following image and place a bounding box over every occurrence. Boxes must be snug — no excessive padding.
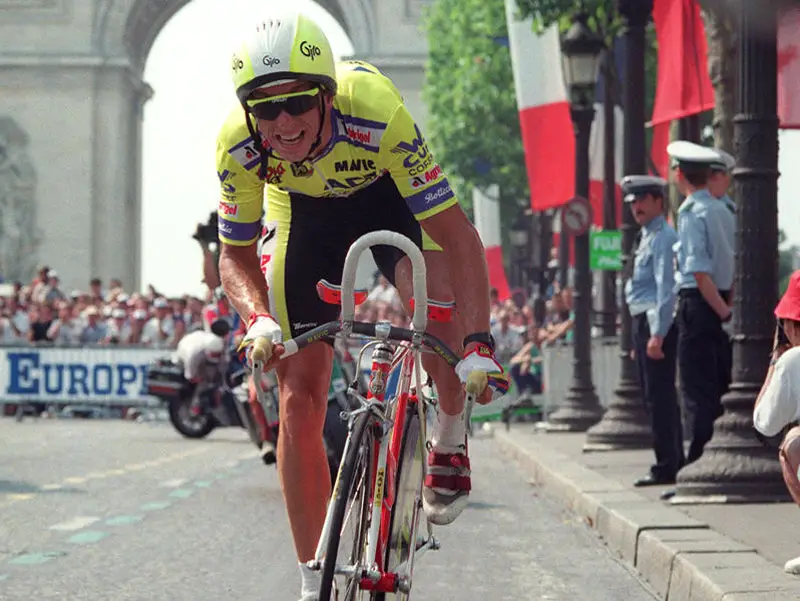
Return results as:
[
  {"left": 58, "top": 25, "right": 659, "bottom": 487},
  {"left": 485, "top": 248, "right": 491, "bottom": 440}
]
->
[
  {"left": 504, "top": 0, "right": 623, "bottom": 264},
  {"left": 472, "top": 184, "right": 511, "bottom": 302},
  {"left": 779, "top": 6, "right": 800, "bottom": 129},
  {"left": 648, "top": 0, "right": 715, "bottom": 177}
]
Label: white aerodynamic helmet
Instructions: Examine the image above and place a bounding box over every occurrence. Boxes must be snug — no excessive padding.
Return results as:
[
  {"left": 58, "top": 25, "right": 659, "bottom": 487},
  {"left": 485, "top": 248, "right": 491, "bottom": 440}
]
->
[{"left": 230, "top": 11, "right": 337, "bottom": 102}]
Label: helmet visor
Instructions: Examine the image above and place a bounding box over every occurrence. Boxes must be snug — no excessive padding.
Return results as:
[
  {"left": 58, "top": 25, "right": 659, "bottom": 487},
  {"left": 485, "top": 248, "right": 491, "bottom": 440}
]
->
[{"left": 246, "top": 87, "right": 320, "bottom": 121}]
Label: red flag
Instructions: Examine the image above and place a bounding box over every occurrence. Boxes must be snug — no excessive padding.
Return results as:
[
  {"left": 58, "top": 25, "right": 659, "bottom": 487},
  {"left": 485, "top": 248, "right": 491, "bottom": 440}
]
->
[
  {"left": 649, "top": 0, "right": 715, "bottom": 174},
  {"left": 778, "top": 7, "right": 800, "bottom": 129}
]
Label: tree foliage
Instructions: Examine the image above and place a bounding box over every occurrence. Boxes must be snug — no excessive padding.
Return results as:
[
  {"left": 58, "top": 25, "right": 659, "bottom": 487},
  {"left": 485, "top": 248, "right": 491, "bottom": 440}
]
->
[
  {"left": 513, "top": 0, "right": 621, "bottom": 41},
  {"left": 422, "top": 0, "right": 528, "bottom": 223}
]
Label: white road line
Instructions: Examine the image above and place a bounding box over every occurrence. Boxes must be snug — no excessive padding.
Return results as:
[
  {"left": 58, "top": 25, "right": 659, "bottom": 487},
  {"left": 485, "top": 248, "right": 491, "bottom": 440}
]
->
[
  {"left": 49, "top": 516, "right": 101, "bottom": 532},
  {"left": 159, "top": 478, "right": 188, "bottom": 488}
]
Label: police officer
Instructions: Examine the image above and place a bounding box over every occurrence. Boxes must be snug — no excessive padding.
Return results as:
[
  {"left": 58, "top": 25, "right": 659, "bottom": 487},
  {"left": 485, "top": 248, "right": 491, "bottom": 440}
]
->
[
  {"left": 708, "top": 147, "right": 737, "bottom": 397},
  {"left": 622, "top": 175, "right": 683, "bottom": 486},
  {"left": 668, "top": 140, "right": 736, "bottom": 464}
]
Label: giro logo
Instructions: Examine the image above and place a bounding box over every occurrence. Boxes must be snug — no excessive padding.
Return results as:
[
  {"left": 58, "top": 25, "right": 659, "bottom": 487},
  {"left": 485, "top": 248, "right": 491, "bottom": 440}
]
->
[
  {"left": 262, "top": 55, "right": 280, "bottom": 67},
  {"left": 232, "top": 56, "right": 244, "bottom": 72},
  {"left": 300, "top": 40, "right": 321, "bottom": 60}
]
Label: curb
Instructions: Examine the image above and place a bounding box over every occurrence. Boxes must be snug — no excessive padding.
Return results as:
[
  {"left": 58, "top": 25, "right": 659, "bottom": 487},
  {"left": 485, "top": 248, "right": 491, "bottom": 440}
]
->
[{"left": 492, "top": 427, "right": 800, "bottom": 601}]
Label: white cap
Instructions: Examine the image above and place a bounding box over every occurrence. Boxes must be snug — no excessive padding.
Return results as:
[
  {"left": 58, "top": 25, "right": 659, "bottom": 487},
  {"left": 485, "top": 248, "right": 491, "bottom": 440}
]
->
[
  {"left": 153, "top": 297, "right": 169, "bottom": 309},
  {"left": 710, "top": 148, "right": 735, "bottom": 172},
  {"left": 667, "top": 140, "right": 723, "bottom": 168},
  {"left": 133, "top": 309, "right": 148, "bottom": 320},
  {"left": 111, "top": 308, "right": 126, "bottom": 319}
]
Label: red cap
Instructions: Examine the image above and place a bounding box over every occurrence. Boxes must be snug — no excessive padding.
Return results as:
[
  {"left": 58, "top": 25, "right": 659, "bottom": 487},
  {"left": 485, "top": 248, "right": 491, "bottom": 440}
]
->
[{"left": 775, "top": 271, "right": 800, "bottom": 321}]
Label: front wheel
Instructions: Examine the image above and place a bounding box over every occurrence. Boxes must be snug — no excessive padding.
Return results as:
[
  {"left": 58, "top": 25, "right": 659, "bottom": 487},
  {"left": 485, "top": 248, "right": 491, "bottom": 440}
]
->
[
  {"left": 378, "top": 404, "right": 424, "bottom": 601},
  {"left": 319, "top": 412, "right": 377, "bottom": 601}
]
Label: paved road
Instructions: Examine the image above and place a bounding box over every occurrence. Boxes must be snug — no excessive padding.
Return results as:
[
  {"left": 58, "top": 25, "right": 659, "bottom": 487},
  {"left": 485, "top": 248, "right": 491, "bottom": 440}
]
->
[{"left": 0, "top": 417, "right": 658, "bottom": 601}]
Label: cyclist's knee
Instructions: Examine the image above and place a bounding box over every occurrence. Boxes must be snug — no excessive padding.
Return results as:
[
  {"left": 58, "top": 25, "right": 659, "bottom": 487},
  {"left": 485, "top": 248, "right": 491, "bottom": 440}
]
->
[{"left": 276, "top": 343, "right": 333, "bottom": 432}]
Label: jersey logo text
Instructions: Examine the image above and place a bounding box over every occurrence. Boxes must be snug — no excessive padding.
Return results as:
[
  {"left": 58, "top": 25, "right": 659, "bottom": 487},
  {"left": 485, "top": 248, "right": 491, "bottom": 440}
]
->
[
  {"left": 266, "top": 164, "right": 285, "bottom": 184},
  {"left": 334, "top": 158, "right": 376, "bottom": 173},
  {"left": 392, "top": 124, "right": 433, "bottom": 175},
  {"left": 218, "top": 202, "right": 238, "bottom": 218},
  {"left": 326, "top": 172, "right": 378, "bottom": 190},
  {"left": 217, "top": 169, "right": 236, "bottom": 195},
  {"left": 409, "top": 164, "right": 442, "bottom": 188}
]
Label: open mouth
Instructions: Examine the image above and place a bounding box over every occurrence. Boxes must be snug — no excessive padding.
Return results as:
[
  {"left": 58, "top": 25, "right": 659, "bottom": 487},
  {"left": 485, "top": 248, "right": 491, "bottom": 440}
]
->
[{"left": 275, "top": 131, "right": 304, "bottom": 146}]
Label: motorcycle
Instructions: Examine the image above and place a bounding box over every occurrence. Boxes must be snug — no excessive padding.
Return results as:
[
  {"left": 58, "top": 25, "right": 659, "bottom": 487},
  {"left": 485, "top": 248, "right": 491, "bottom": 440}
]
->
[{"left": 145, "top": 348, "right": 358, "bottom": 482}]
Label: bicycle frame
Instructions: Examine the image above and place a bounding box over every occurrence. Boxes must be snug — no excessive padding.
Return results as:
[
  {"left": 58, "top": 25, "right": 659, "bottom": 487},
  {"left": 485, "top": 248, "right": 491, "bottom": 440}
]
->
[{"left": 251, "top": 230, "right": 468, "bottom": 595}]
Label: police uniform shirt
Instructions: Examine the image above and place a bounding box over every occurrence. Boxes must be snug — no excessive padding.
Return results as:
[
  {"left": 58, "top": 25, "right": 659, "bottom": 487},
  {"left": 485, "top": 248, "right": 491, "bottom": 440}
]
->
[
  {"left": 675, "top": 188, "right": 735, "bottom": 292},
  {"left": 625, "top": 215, "right": 678, "bottom": 337}
]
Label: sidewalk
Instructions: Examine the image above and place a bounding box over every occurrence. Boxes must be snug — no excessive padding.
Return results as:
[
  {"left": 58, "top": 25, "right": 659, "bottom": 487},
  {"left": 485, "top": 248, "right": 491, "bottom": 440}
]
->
[{"left": 492, "top": 424, "right": 800, "bottom": 601}]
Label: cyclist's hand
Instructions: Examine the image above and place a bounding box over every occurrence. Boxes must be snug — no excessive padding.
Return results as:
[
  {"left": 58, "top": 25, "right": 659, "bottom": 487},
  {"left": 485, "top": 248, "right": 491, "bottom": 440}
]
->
[
  {"left": 455, "top": 342, "right": 509, "bottom": 405},
  {"left": 238, "top": 313, "right": 284, "bottom": 369}
]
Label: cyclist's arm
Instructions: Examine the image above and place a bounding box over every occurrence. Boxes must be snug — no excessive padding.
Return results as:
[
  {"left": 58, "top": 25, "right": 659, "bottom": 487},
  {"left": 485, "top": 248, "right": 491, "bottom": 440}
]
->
[
  {"left": 215, "top": 134, "right": 270, "bottom": 324},
  {"left": 380, "top": 105, "right": 491, "bottom": 344}
]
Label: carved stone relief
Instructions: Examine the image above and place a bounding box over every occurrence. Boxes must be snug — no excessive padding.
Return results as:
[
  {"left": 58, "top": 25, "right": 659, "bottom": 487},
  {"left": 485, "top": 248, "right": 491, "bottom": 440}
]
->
[{"left": 0, "top": 118, "right": 41, "bottom": 283}]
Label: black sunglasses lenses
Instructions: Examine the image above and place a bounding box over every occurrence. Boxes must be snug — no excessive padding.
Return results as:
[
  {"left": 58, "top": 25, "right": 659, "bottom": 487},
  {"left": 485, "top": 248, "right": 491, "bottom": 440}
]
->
[{"left": 250, "top": 94, "right": 317, "bottom": 120}]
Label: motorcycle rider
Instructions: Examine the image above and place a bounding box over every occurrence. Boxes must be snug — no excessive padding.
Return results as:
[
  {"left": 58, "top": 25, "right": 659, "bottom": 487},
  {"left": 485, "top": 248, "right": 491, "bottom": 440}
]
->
[{"left": 175, "top": 318, "right": 233, "bottom": 414}]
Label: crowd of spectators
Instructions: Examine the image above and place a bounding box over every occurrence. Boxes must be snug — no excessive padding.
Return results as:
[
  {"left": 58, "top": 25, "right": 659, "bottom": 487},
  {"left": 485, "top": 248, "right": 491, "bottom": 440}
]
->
[{"left": 0, "top": 265, "right": 220, "bottom": 348}]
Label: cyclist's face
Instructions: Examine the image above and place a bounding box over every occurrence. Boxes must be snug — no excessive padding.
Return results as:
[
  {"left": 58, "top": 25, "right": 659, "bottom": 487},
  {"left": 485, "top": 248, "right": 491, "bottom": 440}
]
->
[{"left": 250, "top": 81, "right": 331, "bottom": 162}]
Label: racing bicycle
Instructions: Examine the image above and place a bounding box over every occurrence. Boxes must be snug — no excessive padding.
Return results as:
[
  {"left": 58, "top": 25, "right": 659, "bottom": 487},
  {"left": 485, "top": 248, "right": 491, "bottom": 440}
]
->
[{"left": 251, "top": 230, "right": 486, "bottom": 600}]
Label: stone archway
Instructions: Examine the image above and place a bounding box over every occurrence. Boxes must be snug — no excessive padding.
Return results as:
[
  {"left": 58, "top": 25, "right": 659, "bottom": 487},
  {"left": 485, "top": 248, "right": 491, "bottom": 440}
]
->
[
  {"left": 0, "top": 0, "right": 429, "bottom": 290},
  {"left": 99, "top": 0, "right": 376, "bottom": 69}
]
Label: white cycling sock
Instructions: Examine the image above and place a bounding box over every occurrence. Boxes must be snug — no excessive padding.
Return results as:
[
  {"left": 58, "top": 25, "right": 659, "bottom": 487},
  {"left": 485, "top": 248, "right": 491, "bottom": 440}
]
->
[
  {"left": 299, "top": 561, "right": 321, "bottom": 600},
  {"left": 432, "top": 408, "right": 466, "bottom": 449}
]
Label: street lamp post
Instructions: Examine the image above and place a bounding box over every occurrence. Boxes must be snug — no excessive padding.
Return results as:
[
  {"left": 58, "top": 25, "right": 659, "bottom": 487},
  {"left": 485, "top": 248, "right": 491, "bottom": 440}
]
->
[
  {"left": 584, "top": 0, "right": 654, "bottom": 450},
  {"left": 671, "top": 0, "right": 787, "bottom": 502},
  {"left": 510, "top": 212, "right": 530, "bottom": 290},
  {"left": 545, "top": 14, "right": 605, "bottom": 432}
]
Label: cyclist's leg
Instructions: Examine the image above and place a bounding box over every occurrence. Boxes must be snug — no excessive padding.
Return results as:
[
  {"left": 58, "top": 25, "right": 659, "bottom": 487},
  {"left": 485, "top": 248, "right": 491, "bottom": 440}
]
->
[
  {"left": 357, "top": 177, "right": 470, "bottom": 525},
  {"left": 393, "top": 249, "right": 463, "bottom": 418},
  {"left": 393, "top": 248, "right": 472, "bottom": 525},
  {"left": 274, "top": 343, "right": 334, "bottom": 561},
  {"left": 260, "top": 191, "right": 352, "bottom": 597}
]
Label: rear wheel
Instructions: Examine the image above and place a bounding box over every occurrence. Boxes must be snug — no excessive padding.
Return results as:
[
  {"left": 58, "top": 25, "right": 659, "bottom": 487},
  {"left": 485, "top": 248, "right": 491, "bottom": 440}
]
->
[{"left": 319, "top": 412, "right": 377, "bottom": 601}]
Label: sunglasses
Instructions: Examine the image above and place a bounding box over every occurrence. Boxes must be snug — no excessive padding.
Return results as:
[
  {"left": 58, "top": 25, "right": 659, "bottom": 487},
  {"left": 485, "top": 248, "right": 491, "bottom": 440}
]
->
[{"left": 246, "top": 87, "right": 320, "bottom": 121}]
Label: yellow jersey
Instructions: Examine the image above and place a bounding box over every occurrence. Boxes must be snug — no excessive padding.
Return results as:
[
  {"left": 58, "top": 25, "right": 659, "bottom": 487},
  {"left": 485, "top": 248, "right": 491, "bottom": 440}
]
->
[{"left": 215, "top": 60, "right": 457, "bottom": 246}]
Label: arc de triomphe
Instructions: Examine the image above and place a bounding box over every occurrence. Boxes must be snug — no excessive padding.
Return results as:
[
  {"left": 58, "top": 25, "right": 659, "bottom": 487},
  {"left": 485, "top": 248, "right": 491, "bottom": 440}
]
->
[{"left": 0, "top": 0, "right": 431, "bottom": 290}]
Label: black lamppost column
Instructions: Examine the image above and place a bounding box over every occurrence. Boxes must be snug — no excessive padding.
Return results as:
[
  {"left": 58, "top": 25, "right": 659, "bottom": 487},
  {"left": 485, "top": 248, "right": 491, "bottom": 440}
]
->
[
  {"left": 510, "top": 211, "right": 530, "bottom": 290},
  {"left": 546, "top": 15, "right": 604, "bottom": 432},
  {"left": 584, "top": 0, "right": 654, "bottom": 450},
  {"left": 671, "top": 0, "right": 787, "bottom": 502}
]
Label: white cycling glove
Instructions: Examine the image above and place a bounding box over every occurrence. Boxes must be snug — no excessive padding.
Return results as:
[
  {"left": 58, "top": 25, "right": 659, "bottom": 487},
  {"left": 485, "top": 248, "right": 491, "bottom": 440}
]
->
[
  {"left": 238, "top": 313, "right": 282, "bottom": 364},
  {"left": 454, "top": 343, "right": 510, "bottom": 402}
]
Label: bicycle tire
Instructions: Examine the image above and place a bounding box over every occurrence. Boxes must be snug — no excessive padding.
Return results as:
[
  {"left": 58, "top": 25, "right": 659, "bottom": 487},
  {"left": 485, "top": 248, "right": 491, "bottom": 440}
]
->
[
  {"left": 319, "top": 411, "right": 377, "bottom": 601},
  {"left": 377, "top": 403, "right": 424, "bottom": 601}
]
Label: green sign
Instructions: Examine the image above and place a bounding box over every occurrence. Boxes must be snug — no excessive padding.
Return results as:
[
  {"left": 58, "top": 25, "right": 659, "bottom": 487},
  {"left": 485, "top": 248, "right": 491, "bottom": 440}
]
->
[{"left": 590, "top": 230, "right": 622, "bottom": 270}]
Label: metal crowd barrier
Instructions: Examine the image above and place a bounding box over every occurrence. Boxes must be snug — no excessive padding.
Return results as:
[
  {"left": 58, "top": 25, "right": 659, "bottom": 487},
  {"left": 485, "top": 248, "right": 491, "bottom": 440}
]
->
[{"left": 539, "top": 337, "right": 620, "bottom": 420}]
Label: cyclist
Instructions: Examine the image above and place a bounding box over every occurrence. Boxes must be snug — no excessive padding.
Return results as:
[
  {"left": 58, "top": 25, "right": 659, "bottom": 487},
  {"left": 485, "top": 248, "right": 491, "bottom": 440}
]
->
[{"left": 216, "top": 11, "right": 509, "bottom": 599}]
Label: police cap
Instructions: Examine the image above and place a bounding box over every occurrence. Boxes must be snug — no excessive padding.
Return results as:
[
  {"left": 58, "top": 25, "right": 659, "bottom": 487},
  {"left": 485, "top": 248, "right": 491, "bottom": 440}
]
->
[
  {"left": 710, "top": 148, "right": 735, "bottom": 173},
  {"left": 620, "top": 174, "right": 667, "bottom": 203},
  {"left": 666, "top": 140, "right": 723, "bottom": 170}
]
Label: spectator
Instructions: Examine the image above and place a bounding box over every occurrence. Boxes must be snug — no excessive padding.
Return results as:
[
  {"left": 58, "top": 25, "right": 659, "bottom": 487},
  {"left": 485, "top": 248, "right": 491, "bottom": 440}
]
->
[
  {"left": 79, "top": 306, "right": 108, "bottom": 344},
  {"left": 491, "top": 309, "right": 523, "bottom": 366},
  {"left": 508, "top": 324, "right": 544, "bottom": 398},
  {"left": 28, "top": 304, "right": 54, "bottom": 343},
  {"left": 89, "top": 277, "right": 105, "bottom": 303},
  {"left": 48, "top": 305, "right": 79, "bottom": 345},
  {"left": 142, "top": 297, "right": 176, "bottom": 347},
  {"left": 105, "top": 307, "right": 129, "bottom": 344}
]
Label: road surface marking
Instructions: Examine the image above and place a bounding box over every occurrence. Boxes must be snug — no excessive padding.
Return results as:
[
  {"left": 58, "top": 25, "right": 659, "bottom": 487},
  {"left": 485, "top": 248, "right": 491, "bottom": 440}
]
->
[{"left": 49, "top": 516, "right": 101, "bottom": 532}]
